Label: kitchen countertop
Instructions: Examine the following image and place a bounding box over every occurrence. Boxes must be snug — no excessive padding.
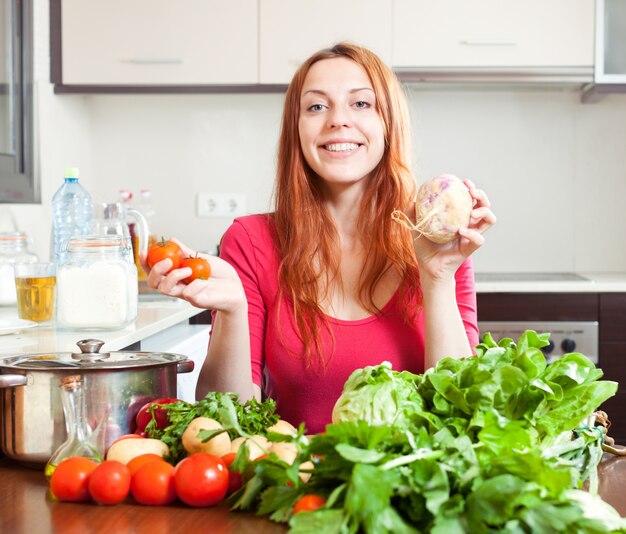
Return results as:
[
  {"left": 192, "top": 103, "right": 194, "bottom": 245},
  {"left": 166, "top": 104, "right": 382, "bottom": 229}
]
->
[
  {"left": 476, "top": 272, "right": 626, "bottom": 293},
  {"left": 0, "top": 455, "right": 624, "bottom": 532},
  {"left": 0, "top": 296, "right": 204, "bottom": 355},
  {"left": 0, "top": 458, "right": 286, "bottom": 534}
]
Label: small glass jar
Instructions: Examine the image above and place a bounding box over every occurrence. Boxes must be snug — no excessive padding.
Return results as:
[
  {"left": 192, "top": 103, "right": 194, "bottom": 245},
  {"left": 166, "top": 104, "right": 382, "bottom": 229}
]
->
[
  {"left": 56, "top": 235, "right": 138, "bottom": 329},
  {"left": 0, "top": 231, "right": 38, "bottom": 306}
]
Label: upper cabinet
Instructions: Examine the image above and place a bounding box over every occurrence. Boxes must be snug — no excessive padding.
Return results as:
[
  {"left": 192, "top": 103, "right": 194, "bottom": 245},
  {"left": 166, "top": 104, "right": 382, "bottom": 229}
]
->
[
  {"left": 392, "top": 0, "right": 595, "bottom": 69},
  {"left": 258, "top": 0, "right": 392, "bottom": 85},
  {"left": 57, "top": 0, "right": 257, "bottom": 86},
  {"left": 52, "top": 0, "right": 598, "bottom": 91}
]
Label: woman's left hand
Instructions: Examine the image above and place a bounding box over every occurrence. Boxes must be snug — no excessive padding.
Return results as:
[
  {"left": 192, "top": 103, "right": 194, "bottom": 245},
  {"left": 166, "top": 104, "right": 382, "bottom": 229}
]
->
[{"left": 412, "top": 179, "right": 496, "bottom": 283}]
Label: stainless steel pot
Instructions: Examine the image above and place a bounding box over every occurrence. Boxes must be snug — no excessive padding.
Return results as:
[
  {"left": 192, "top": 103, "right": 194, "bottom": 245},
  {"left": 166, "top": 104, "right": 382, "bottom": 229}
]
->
[{"left": 0, "top": 339, "right": 194, "bottom": 467}]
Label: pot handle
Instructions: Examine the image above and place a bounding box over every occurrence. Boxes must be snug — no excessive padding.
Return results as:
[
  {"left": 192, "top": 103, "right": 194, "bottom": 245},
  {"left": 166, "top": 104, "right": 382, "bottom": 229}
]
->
[
  {"left": 176, "top": 359, "right": 195, "bottom": 374},
  {"left": 0, "top": 374, "right": 28, "bottom": 388}
]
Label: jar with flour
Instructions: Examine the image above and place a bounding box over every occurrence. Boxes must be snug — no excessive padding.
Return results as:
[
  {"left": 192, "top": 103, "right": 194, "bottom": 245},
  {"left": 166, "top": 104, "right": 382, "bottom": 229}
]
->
[
  {"left": 56, "top": 236, "right": 138, "bottom": 329},
  {"left": 0, "top": 232, "right": 38, "bottom": 305}
]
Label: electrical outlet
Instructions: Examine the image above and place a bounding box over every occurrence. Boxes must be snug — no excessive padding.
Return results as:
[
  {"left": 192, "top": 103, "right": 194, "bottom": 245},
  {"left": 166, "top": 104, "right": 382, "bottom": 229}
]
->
[{"left": 197, "top": 193, "right": 247, "bottom": 218}]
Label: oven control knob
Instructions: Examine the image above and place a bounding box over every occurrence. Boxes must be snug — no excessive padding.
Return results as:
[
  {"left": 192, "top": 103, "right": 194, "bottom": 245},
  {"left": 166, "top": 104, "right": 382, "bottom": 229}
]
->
[
  {"left": 540, "top": 340, "right": 555, "bottom": 354},
  {"left": 561, "top": 338, "right": 576, "bottom": 353}
]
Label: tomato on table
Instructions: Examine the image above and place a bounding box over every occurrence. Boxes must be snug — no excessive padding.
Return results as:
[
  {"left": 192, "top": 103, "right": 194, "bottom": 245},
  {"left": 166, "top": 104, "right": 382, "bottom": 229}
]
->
[
  {"left": 49, "top": 457, "right": 98, "bottom": 502},
  {"left": 174, "top": 453, "right": 229, "bottom": 507},
  {"left": 293, "top": 494, "right": 327, "bottom": 514},
  {"left": 131, "top": 460, "right": 177, "bottom": 506},
  {"left": 88, "top": 460, "right": 131, "bottom": 505},
  {"left": 146, "top": 239, "right": 183, "bottom": 272},
  {"left": 180, "top": 255, "right": 211, "bottom": 284},
  {"left": 221, "top": 452, "right": 243, "bottom": 495},
  {"left": 126, "top": 453, "right": 167, "bottom": 477}
]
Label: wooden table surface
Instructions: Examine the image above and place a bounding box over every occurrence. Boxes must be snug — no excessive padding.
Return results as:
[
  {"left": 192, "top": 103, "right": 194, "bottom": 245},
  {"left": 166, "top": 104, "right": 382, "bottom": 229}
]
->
[
  {"left": 0, "top": 458, "right": 287, "bottom": 534},
  {"left": 2, "top": 455, "right": 625, "bottom": 533}
]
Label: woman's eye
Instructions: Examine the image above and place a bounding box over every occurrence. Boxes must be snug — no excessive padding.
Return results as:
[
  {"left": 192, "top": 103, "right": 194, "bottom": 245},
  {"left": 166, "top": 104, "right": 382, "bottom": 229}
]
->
[
  {"left": 307, "top": 103, "right": 326, "bottom": 112},
  {"left": 353, "top": 100, "right": 371, "bottom": 109}
]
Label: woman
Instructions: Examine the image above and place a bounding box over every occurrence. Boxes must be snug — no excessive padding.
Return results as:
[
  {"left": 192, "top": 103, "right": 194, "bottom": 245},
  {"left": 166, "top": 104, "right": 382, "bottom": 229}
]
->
[{"left": 146, "top": 43, "right": 496, "bottom": 434}]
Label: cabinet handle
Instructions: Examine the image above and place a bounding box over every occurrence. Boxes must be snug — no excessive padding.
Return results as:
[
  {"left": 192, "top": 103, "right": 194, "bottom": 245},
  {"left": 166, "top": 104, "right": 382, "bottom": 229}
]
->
[
  {"left": 459, "top": 40, "right": 517, "bottom": 47},
  {"left": 121, "top": 58, "right": 184, "bottom": 65}
]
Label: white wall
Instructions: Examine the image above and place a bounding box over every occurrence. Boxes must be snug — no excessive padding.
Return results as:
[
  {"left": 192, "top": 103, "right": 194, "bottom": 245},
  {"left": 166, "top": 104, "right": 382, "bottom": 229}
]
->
[{"left": 6, "top": 2, "right": 626, "bottom": 274}]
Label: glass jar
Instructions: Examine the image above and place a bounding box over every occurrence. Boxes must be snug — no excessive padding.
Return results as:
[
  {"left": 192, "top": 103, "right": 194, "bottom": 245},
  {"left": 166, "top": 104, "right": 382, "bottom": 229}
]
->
[
  {"left": 0, "top": 231, "right": 38, "bottom": 306},
  {"left": 56, "top": 235, "right": 138, "bottom": 329}
]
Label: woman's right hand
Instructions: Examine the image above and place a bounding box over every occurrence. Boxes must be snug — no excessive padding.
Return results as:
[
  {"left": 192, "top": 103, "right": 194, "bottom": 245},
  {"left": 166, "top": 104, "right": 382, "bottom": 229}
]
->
[{"left": 141, "top": 238, "right": 246, "bottom": 314}]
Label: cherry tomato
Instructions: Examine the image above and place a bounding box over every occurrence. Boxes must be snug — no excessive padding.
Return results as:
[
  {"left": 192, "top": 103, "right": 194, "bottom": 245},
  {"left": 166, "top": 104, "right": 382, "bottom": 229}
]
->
[
  {"left": 293, "top": 494, "right": 327, "bottom": 514},
  {"left": 180, "top": 256, "right": 211, "bottom": 284},
  {"left": 88, "top": 460, "right": 131, "bottom": 505},
  {"left": 49, "top": 457, "right": 98, "bottom": 502},
  {"left": 146, "top": 239, "right": 183, "bottom": 272},
  {"left": 127, "top": 453, "right": 167, "bottom": 477},
  {"left": 135, "top": 398, "right": 179, "bottom": 433},
  {"left": 174, "top": 453, "right": 228, "bottom": 507},
  {"left": 221, "top": 452, "right": 243, "bottom": 495},
  {"left": 131, "top": 461, "right": 177, "bottom": 506}
]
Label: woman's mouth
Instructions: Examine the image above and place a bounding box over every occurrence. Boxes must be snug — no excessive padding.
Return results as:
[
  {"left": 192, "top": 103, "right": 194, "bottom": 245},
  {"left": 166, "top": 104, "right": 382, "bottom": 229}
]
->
[{"left": 322, "top": 142, "right": 361, "bottom": 153}]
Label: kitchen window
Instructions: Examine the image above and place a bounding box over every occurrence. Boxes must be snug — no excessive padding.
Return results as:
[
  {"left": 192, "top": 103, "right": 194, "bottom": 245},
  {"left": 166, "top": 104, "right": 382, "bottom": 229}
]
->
[{"left": 0, "top": 0, "right": 36, "bottom": 203}]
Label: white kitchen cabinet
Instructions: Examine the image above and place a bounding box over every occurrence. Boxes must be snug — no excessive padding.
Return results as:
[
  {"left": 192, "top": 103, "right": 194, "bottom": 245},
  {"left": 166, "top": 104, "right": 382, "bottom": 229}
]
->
[
  {"left": 259, "top": 0, "right": 392, "bottom": 85},
  {"left": 60, "top": 0, "right": 257, "bottom": 85},
  {"left": 392, "top": 0, "right": 594, "bottom": 69}
]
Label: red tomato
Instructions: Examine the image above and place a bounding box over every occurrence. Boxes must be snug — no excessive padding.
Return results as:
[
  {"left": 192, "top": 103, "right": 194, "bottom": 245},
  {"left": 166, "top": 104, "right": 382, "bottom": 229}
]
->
[
  {"left": 146, "top": 239, "right": 183, "bottom": 272},
  {"left": 131, "top": 461, "right": 177, "bottom": 506},
  {"left": 293, "top": 494, "right": 327, "bottom": 514},
  {"left": 180, "top": 256, "right": 211, "bottom": 284},
  {"left": 174, "top": 453, "right": 229, "bottom": 507},
  {"left": 221, "top": 452, "right": 243, "bottom": 495},
  {"left": 135, "top": 398, "right": 178, "bottom": 433},
  {"left": 127, "top": 453, "right": 167, "bottom": 477},
  {"left": 49, "top": 457, "right": 98, "bottom": 502},
  {"left": 88, "top": 460, "right": 131, "bottom": 505}
]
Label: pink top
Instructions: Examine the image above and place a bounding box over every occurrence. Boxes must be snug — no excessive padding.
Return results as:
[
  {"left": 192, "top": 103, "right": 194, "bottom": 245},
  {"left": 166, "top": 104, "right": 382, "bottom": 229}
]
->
[{"left": 216, "top": 214, "right": 478, "bottom": 434}]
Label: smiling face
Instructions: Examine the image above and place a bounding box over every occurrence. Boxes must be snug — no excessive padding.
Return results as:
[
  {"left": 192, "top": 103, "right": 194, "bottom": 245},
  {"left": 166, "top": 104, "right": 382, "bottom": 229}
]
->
[{"left": 298, "top": 57, "right": 385, "bottom": 192}]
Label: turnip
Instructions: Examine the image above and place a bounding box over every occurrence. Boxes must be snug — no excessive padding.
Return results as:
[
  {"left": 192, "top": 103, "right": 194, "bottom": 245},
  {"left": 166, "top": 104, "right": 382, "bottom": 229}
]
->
[
  {"left": 392, "top": 174, "right": 473, "bottom": 244},
  {"left": 182, "top": 416, "right": 231, "bottom": 457}
]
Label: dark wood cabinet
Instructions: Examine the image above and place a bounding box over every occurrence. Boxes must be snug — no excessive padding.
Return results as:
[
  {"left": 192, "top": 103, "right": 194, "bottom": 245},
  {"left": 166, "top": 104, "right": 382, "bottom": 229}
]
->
[{"left": 477, "top": 292, "right": 625, "bottom": 444}]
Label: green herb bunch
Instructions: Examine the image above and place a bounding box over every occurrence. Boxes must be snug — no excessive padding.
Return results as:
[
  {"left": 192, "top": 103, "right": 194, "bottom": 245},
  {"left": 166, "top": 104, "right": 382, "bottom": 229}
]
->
[
  {"left": 231, "top": 331, "right": 625, "bottom": 533},
  {"left": 146, "top": 392, "right": 279, "bottom": 463}
]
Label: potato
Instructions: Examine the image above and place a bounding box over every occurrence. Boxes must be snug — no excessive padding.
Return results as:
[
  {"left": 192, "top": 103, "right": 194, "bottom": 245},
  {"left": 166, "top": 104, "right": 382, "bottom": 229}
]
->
[
  {"left": 182, "top": 417, "right": 231, "bottom": 457},
  {"left": 106, "top": 437, "right": 169, "bottom": 464},
  {"left": 266, "top": 419, "right": 298, "bottom": 437},
  {"left": 269, "top": 441, "right": 298, "bottom": 465},
  {"left": 392, "top": 174, "right": 473, "bottom": 244},
  {"left": 230, "top": 434, "right": 270, "bottom": 460}
]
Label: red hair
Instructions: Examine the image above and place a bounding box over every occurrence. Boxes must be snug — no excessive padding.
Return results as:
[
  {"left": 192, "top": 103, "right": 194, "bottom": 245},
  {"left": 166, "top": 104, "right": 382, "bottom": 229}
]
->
[{"left": 273, "top": 42, "right": 420, "bottom": 368}]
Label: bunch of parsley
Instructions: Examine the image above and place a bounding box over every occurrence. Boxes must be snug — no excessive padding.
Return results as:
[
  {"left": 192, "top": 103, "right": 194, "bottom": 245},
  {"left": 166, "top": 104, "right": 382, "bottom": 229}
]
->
[
  {"left": 146, "top": 392, "right": 279, "bottom": 463},
  {"left": 230, "top": 331, "right": 625, "bottom": 533}
]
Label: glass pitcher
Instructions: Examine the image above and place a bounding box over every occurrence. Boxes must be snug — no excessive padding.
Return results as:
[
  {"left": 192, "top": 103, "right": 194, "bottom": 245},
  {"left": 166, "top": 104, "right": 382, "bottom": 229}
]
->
[{"left": 92, "top": 202, "right": 148, "bottom": 269}]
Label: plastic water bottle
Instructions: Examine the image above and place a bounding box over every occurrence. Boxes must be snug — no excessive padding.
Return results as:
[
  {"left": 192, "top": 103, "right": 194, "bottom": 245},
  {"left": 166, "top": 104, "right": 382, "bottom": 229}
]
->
[{"left": 51, "top": 167, "right": 93, "bottom": 264}]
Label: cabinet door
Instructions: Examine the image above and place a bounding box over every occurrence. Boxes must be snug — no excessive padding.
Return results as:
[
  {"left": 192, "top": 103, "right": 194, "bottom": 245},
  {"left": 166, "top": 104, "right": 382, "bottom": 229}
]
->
[
  {"left": 259, "top": 0, "right": 392, "bottom": 84},
  {"left": 392, "top": 0, "right": 594, "bottom": 68},
  {"left": 61, "top": 0, "right": 257, "bottom": 85}
]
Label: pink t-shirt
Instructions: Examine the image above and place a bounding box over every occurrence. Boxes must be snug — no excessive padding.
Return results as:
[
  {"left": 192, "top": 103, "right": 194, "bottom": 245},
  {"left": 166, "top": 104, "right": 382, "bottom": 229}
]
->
[{"left": 217, "top": 214, "right": 478, "bottom": 434}]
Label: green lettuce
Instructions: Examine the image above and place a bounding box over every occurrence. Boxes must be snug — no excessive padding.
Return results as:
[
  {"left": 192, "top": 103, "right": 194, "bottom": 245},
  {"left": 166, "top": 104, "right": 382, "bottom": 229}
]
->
[{"left": 331, "top": 361, "right": 424, "bottom": 430}]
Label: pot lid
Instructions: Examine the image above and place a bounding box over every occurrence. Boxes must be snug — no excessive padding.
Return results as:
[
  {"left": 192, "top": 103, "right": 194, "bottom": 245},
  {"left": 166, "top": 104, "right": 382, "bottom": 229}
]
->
[{"left": 0, "top": 339, "right": 188, "bottom": 370}]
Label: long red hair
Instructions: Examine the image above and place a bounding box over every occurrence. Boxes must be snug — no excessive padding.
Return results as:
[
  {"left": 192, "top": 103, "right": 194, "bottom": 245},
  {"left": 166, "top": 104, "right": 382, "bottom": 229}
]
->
[{"left": 273, "top": 42, "right": 420, "bottom": 368}]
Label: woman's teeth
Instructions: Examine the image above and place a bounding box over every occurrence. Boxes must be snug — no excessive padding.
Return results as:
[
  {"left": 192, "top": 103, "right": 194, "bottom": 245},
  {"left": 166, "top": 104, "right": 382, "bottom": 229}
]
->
[{"left": 324, "top": 143, "right": 359, "bottom": 152}]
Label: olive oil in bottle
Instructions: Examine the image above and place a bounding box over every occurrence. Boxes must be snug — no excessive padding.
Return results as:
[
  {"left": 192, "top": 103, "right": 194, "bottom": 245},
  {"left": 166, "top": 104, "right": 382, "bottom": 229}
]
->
[{"left": 45, "top": 375, "right": 103, "bottom": 479}]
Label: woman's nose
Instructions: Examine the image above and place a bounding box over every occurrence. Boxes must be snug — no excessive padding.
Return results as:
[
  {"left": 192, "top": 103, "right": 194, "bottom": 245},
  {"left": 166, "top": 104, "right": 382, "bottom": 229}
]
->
[{"left": 327, "top": 106, "right": 352, "bottom": 128}]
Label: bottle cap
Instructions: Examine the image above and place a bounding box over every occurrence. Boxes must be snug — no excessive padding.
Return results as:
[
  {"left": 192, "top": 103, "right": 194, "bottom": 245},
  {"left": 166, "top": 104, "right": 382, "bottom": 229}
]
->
[{"left": 64, "top": 167, "right": 80, "bottom": 179}]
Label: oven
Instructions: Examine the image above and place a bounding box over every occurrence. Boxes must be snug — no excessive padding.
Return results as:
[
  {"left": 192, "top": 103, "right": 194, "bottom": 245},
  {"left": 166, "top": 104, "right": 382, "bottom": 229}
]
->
[{"left": 478, "top": 321, "right": 599, "bottom": 364}]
